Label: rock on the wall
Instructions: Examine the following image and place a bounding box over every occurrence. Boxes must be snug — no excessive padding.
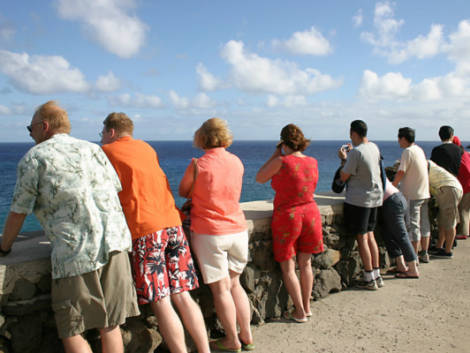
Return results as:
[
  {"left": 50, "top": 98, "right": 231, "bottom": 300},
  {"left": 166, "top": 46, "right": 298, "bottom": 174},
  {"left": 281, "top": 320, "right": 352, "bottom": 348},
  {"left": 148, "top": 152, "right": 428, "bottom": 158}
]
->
[
  {"left": 312, "top": 249, "right": 341, "bottom": 269},
  {"left": 312, "top": 268, "right": 342, "bottom": 299}
]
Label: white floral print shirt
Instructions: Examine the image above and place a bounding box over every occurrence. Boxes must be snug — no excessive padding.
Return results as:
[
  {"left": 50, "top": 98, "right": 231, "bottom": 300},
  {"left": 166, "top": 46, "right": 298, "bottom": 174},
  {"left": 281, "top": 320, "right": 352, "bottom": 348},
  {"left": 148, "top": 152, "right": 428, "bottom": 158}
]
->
[{"left": 10, "top": 134, "right": 132, "bottom": 279}]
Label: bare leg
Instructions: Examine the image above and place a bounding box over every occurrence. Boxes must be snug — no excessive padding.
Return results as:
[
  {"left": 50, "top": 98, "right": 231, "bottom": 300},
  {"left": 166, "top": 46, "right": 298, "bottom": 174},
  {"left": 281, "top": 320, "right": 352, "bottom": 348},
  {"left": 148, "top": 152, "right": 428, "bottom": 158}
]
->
[
  {"left": 420, "top": 236, "right": 430, "bottom": 253},
  {"left": 208, "top": 277, "right": 241, "bottom": 351},
  {"left": 411, "top": 241, "right": 419, "bottom": 255},
  {"left": 280, "top": 257, "right": 306, "bottom": 320},
  {"left": 405, "top": 260, "right": 420, "bottom": 277},
  {"left": 99, "top": 326, "right": 124, "bottom": 353},
  {"left": 151, "top": 296, "right": 187, "bottom": 353},
  {"left": 367, "top": 231, "right": 380, "bottom": 269},
  {"left": 171, "top": 292, "right": 210, "bottom": 353},
  {"left": 394, "top": 255, "right": 408, "bottom": 273},
  {"left": 436, "top": 228, "right": 446, "bottom": 249},
  {"left": 229, "top": 270, "right": 253, "bottom": 346},
  {"left": 444, "top": 228, "right": 456, "bottom": 253},
  {"left": 62, "top": 334, "right": 93, "bottom": 353},
  {"left": 297, "top": 253, "right": 313, "bottom": 315},
  {"left": 356, "top": 233, "right": 373, "bottom": 271}
]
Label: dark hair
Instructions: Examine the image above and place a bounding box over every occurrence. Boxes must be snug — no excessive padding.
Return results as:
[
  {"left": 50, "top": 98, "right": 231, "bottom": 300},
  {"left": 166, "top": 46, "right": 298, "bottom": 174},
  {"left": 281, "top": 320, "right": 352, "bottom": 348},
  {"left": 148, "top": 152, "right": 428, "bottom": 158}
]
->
[
  {"left": 350, "top": 120, "right": 367, "bottom": 138},
  {"left": 398, "top": 127, "right": 415, "bottom": 143},
  {"left": 438, "top": 126, "right": 454, "bottom": 141},
  {"left": 280, "top": 124, "right": 310, "bottom": 151}
]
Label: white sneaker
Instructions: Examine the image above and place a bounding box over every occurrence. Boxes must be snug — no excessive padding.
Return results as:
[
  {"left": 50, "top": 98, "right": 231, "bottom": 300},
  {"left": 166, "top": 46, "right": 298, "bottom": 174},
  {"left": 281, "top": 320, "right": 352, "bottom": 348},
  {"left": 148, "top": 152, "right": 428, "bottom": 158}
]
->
[{"left": 356, "top": 279, "right": 378, "bottom": 290}]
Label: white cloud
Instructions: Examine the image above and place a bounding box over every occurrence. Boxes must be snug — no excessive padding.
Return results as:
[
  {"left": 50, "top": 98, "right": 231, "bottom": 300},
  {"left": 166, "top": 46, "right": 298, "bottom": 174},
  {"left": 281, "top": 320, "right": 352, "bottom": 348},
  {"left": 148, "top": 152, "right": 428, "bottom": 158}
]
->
[
  {"left": 446, "top": 20, "right": 470, "bottom": 75},
  {"left": 220, "top": 40, "right": 341, "bottom": 95},
  {"left": 266, "top": 95, "right": 306, "bottom": 108},
  {"left": 0, "top": 50, "right": 89, "bottom": 94},
  {"left": 0, "top": 105, "right": 10, "bottom": 115},
  {"left": 361, "top": 2, "right": 444, "bottom": 64},
  {"left": 169, "top": 90, "right": 215, "bottom": 110},
  {"left": 56, "top": 0, "right": 147, "bottom": 58},
  {"left": 108, "top": 93, "right": 163, "bottom": 108},
  {"left": 95, "top": 71, "right": 121, "bottom": 92},
  {"left": 266, "top": 95, "right": 278, "bottom": 107},
  {"left": 361, "top": 1, "right": 403, "bottom": 47},
  {"left": 192, "top": 92, "right": 215, "bottom": 109},
  {"left": 359, "top": 70, "right": 411, "bottom": 99},
  {"left": 169, "top": 90, "right": 189, "bottom": 109},
  {"left": 387, "top": 24, "right": 444, "bottom": 64},
  {"left": 359, "top": 70, "right": 468, "bottom": 101},
  {"left": 272, "top": 27, "right": 332, "bottom": 56},
  {"left": 196, "top": 63, "right": 221, "bottom": 91},
  {"left": 0, "top": 103, "right": 27, "bottom": 115},
  {"left": 352, "top": 9, "right": 363, "bottom": 28}
]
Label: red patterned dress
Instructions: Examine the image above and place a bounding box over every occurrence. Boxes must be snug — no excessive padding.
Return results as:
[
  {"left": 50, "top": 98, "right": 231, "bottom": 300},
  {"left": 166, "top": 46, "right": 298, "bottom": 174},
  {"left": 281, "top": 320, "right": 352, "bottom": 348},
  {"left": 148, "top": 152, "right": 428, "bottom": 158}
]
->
[{"left": 271, "top": 154, "right": 324, "bottom": 262}]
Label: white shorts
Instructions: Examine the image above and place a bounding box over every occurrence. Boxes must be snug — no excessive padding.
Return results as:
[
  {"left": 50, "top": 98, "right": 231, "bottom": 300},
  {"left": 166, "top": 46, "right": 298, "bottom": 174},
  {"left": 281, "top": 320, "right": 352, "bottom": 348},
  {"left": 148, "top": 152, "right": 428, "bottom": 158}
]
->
[{"left": 191, "top": 230, "right": 249, "bottom": 284}]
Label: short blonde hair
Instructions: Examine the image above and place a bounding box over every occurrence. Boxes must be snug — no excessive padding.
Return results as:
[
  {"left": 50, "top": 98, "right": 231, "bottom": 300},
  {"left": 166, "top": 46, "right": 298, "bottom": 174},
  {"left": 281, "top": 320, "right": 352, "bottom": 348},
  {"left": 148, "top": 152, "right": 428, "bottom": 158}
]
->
[
  {"left": 194, "top": 118, "right": 233, "bottom": 149},
  {"left": 103, "top": 112, "right": 134, "bottom": 136},
  {"left": 34, "top": 101, "right": 71, "bottom": 134}
]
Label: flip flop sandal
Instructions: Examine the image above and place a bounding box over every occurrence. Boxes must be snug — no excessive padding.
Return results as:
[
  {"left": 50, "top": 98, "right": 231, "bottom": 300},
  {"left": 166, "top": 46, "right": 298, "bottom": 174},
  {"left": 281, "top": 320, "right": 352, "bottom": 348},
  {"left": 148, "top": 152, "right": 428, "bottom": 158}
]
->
[
  {"left": 395, "top": 272, "right": 419, "bottom": 279},
  {"left": 283, "top": 311, "right": 308, "bottom": 323},
  {"left": 210, "top": 339, "right": 242, "bottom": 353}
]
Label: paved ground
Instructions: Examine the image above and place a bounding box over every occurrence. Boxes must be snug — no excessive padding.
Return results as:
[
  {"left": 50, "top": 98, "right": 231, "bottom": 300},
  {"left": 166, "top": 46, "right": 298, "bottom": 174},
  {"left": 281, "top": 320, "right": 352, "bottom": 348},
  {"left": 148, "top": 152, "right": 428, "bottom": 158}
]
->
[{"left": 250, "top": 239, "right": 470, "bottom": 353}]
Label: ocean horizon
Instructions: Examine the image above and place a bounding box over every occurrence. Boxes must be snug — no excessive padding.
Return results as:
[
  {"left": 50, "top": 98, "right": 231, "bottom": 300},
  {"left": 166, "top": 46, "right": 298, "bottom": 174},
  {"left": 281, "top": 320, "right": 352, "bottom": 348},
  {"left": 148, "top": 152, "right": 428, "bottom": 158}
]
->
[{"left": 1, "top": 139, "right": 467, "bottom": 233}]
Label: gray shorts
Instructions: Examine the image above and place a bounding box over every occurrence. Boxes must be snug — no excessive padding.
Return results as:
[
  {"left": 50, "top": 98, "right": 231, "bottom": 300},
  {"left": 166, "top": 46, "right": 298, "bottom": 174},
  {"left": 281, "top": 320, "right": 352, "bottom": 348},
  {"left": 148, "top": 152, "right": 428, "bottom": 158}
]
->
[
  {"left": 51, "top": 251, "right": 140, "bottom": 339},
  {"left": 406, "top": 199, "right": 430, "bottom": 242}
]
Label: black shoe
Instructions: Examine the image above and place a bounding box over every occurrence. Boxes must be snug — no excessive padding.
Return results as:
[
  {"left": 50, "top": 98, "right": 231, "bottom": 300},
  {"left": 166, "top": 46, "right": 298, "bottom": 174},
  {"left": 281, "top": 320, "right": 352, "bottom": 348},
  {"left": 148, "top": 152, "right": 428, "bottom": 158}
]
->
[
  {"left": 428, "top": 247, "right": 442, "bottom": 255},
  {"left": 432, "top": 248, "right": 453, "bottom": 259}
]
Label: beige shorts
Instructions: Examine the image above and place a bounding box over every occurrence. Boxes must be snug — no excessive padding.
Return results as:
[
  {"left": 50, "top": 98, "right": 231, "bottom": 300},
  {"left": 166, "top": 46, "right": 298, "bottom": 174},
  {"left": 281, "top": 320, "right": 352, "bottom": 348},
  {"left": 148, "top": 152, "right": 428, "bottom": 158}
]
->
[
  {"left": 51, "top": 251, "right": 140, "bottom": 339},
  {"left": 435, "top": 186, "right": 463, "bottom": 230},
  {"left": 191, "top": 230, "right": 248, "bottom": 284}
]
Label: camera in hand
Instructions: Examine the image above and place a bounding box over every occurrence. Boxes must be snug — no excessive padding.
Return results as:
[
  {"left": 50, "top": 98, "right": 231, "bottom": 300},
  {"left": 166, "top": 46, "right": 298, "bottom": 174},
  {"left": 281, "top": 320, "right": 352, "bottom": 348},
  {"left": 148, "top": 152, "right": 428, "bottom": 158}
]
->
[{"left": 341, "top": 144, "right": 350, "bottom": 152}]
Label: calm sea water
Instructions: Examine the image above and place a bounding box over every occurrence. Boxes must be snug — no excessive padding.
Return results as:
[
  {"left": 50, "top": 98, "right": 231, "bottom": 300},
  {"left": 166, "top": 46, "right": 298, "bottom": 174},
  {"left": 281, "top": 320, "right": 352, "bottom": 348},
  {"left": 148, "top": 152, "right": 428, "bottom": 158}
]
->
[{"left": 0, "top": 140, "right": 455, "bottom": 232}]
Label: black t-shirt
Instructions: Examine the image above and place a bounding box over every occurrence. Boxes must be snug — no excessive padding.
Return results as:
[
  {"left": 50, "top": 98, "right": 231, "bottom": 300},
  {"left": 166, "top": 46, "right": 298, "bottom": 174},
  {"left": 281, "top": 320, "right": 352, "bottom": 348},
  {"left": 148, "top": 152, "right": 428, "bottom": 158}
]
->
[{"left": 430, "top": 143, "right": 462, "bottom": 176}]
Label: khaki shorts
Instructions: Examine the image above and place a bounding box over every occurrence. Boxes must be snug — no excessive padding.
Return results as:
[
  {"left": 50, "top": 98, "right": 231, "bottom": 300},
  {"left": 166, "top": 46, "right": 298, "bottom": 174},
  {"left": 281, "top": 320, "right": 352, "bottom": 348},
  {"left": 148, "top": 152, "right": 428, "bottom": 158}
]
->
[
  {"left": 191, "top": 230, "right": 248, "bottom": 284},
  {"left": 51, "top": 251, "right": 140, "bottom": 339},
  {"left": 435, "top": 186, "right": 463, "bottom": 230}
]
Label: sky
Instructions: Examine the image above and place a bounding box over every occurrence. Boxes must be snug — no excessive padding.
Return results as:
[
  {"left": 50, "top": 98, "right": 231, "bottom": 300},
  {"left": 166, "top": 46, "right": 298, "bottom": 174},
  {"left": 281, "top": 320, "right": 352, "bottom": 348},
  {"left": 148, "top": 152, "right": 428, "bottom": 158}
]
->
[{"left": 0, "top": 0, "right": 470, "bottom": 142}]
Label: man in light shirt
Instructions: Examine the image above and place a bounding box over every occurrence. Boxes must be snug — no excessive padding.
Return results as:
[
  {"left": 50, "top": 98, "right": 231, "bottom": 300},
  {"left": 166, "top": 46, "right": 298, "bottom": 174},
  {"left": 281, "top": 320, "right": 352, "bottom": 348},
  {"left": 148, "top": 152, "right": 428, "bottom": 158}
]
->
[
  {"left": 0, "top": 101, "right": 139, "bottom": 353},
  {"left": 393, "top": 127, "right": 431, "bottom": 263}
]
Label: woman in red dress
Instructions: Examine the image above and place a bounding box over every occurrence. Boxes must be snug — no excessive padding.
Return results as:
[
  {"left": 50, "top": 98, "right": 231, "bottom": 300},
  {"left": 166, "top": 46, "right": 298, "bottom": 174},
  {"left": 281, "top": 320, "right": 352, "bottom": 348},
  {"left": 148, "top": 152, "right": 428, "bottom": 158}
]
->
[{"left": 256, "top": 124, "right": 323, "bottom": 323}]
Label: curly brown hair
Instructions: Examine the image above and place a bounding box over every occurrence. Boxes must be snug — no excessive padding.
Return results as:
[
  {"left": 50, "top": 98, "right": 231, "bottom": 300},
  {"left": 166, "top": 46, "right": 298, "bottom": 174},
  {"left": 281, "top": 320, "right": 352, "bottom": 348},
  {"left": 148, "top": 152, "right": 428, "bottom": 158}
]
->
[
  {"left": 194, "top": 118, "right": 233, "bottom": 149},
  {"left": 280, "top": 124, "right": 310, "bottom": 151}
]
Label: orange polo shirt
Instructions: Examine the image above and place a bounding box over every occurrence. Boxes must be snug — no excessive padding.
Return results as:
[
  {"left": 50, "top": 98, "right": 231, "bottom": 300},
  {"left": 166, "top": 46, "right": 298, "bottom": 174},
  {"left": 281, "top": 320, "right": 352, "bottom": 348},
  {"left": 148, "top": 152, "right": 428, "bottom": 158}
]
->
[
  {"left": 102, "top": 136, "right": 181, "bottom": 239},
  {"left": 190, "top": 147, "right": 247, "bottom": 235}
]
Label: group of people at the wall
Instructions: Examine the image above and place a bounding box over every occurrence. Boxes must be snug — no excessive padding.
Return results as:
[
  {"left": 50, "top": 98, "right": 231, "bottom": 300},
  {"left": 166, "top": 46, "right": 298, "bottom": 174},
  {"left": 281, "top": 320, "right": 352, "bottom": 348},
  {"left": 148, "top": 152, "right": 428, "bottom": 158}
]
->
[
  {"left": 0, "top": 100, "right": 468, "bottom": 353},
  {"left": 337, "top": 121, "right": 469, "bottom": 290}
]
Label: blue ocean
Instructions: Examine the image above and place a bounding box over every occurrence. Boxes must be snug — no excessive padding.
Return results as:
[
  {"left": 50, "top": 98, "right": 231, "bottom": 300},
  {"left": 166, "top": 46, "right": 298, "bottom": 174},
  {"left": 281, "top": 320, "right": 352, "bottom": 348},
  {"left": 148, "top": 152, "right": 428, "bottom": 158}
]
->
[{"left": 0, "top": 140, "right": 455, "bottom": 232}]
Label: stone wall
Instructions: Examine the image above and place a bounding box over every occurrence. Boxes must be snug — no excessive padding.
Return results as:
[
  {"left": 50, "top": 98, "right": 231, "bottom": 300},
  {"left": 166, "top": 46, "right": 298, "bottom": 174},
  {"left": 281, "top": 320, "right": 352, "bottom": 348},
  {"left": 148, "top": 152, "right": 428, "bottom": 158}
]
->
[{"left": 0, "top": 193, "right": 382, "bottom": 353}]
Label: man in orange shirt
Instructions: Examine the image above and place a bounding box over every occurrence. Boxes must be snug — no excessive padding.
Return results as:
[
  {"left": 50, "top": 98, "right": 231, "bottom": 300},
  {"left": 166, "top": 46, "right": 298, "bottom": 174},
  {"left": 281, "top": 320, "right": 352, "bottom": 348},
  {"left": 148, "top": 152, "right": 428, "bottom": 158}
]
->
[{"left": 101, "top": 113, "right": 209, "bottom": 353}]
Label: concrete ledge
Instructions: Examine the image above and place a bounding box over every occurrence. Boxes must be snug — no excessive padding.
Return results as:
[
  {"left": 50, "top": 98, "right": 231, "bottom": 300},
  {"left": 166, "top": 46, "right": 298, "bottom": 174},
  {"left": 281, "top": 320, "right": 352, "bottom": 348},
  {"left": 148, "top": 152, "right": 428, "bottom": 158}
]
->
[{"left": 0, "top": 193, "right": 348, "bottom": 353}]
